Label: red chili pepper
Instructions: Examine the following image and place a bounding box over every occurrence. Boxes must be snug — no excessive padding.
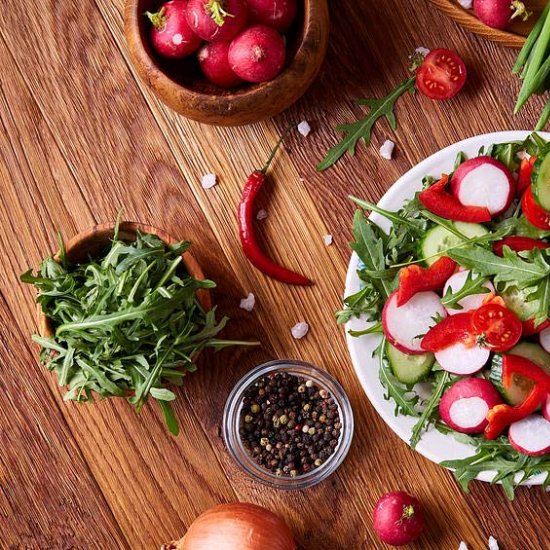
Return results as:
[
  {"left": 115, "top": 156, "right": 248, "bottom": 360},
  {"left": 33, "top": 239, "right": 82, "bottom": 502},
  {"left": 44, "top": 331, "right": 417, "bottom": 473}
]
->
[
  {"left": 517, "top": 156, "right": 536, "bottom": 196},
  {"left": 418, "top": 175, "right": 492, "bottom": 223},
  {"left": 396, "top": 256, "right": 457, "bottom": 306},
  {"left": 238, "top": 137, "right": 313, "bottom": 286},
  {"left": 493, "top": 235, "right": 549, "bottom": 257},
  {"left": 485, "top": 385, "right": 546, "bottom": 440},
  {"left": 522, "top": 185, "right": 550, "bottom": 230},
  {"left": 502, "top": 354, "right": 550, "bottom": 391}
]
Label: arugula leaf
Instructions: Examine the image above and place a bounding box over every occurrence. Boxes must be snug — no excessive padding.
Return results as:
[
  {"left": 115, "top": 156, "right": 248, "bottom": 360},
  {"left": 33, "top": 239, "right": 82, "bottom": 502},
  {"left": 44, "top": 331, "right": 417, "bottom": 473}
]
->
[
  {"left": 317, "top": 78, "right": 416, "bottom": 171},
  {"left": 441, "top": 272, "right": 491, "bottom": 310}
]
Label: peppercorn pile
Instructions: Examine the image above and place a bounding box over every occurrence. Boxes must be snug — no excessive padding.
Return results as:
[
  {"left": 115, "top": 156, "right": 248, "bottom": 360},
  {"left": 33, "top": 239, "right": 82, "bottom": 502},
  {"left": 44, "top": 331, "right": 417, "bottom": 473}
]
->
[{"left": 239, "top": 371, "right": 342, "bottom": 477}]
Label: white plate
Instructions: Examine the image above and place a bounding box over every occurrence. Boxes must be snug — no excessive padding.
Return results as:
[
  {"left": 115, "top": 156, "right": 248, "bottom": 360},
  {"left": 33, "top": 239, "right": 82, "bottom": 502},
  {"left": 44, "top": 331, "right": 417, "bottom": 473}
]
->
[{"left": 344, "top": 131, "right": 550, "bottom": 486}]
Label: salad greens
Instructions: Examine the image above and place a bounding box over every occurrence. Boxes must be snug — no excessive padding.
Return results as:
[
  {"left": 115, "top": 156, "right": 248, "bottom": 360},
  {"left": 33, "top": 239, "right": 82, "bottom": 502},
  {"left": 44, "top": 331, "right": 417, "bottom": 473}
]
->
[
  {"left": 340, "top": 133, "right": 550, "bottom": 499},
  {"left": 22, "top": 225, "right": 256, "bottom": 435}
]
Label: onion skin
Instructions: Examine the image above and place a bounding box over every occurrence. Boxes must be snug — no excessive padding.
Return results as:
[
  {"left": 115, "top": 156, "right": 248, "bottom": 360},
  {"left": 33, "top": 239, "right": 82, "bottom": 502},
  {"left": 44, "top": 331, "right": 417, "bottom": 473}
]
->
[{"left": 167, "top": 503, "right": 297, "bottom": 550}]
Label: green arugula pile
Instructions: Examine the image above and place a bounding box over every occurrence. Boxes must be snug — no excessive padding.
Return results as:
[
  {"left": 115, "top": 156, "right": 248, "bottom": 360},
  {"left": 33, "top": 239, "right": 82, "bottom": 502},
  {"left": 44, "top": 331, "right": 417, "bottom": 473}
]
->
[
  {"left": 339, "top": 133, "right": 550, "bottom": 499},
  {"left": 22, "top": 225, "right": 254, "bottom": 435}
]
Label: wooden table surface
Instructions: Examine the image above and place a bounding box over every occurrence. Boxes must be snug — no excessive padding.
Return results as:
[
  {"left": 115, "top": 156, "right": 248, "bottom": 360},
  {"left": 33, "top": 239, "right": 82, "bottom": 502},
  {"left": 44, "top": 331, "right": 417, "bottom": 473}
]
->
[{"left": 2, "top": 1, "right": 550, "bottom": 548}]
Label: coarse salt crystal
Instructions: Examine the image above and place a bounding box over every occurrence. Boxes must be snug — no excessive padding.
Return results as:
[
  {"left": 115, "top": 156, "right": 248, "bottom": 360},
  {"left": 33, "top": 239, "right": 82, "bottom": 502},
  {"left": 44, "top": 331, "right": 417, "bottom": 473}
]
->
[
  {"left": 256, "top": 209, "right": 268, "bottom": 220},
  {"left": 297, "top": 121, "right": 311, "bottom": 137},
  {"left": 291, "top": 322, "right": 309, "bottom": 339},
  {"left": 201, "top": 173, "right": 217, "bottom": 189},
  {"left": 415, "top": 46, "right": 430, "bottom": 57},
  {"left": 458, "top": 542, "right": 468, "bottom": 550},
  {"left": 380, "top": 139, "right": 395, "bottom": 160},
  {"left": 488, "top": 536, "right": 499, "bottom": 550},
  {"left": 323, "top": 234, "right": 333, "bottom": 246},
  {"left": 239, "top": 293, "right": 255, "bottom": 312},
  {"left": 457, "top": 0, "right": 473, "bottom": 9}
]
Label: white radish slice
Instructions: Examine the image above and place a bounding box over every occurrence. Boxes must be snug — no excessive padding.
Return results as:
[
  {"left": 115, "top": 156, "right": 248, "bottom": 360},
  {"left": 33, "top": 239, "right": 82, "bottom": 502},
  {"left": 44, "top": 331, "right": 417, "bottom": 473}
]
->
[
  {"left": 439, "top": 378, "right": 502, "bottom": 433},
  {"left": 451, "top": 157, "right": 515, "bottom": 216},
  {"left": 382, "top": 290, "right": 446, "bottom": 355},
  {"left": 508, "top": 414, "right": 550, "bottom": 456},
  {"left": 435, "top": 341, "right": 490, "bottom": 375},
  {"left": 443, "top": 270, "right": 495, "bottom": 315},
  {"left": 543, "top": 395, "right": 550, "bottom": 422},
  {"left": 540, "top": 327, "right": 550, "bottom": 354}
]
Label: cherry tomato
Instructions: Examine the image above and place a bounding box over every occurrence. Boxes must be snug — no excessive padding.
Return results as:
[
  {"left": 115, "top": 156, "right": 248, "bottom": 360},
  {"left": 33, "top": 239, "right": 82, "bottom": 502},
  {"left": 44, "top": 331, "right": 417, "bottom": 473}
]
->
[
  {"left": 522, "top": 186, "right": 550, "bottom": 230},
  {"left": 416, "top": 48, "right": 467, "bottom": 100},
  {"left": 471, "top": 304, "right": 522, "bottom": 352}
]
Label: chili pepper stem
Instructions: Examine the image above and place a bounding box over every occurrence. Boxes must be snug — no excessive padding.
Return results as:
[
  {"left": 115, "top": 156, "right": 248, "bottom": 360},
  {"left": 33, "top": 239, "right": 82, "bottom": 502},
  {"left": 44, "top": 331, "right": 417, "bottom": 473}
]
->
[{"left": 260, "top": 126, "right": 295, "bottom": 174}]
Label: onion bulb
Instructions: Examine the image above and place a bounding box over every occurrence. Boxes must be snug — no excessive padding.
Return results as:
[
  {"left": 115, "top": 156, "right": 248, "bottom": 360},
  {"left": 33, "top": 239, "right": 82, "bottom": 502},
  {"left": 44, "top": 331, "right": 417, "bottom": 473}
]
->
[{"left": 164, "top": 503, "right": 297, "bottom": 550}]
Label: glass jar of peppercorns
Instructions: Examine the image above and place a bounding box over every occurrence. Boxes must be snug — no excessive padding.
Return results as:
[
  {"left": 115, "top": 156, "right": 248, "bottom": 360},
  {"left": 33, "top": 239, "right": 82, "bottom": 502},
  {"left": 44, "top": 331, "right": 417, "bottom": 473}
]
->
[{"left": 223, "top": 360, "right": 354, "bottom": 489}]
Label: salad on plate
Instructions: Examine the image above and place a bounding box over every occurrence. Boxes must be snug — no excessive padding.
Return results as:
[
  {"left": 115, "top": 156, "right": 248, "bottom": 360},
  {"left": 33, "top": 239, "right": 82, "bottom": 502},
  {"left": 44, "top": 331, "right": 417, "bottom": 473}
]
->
[{"left": 340, "top": 132, "right": 550, "bottom": 499}]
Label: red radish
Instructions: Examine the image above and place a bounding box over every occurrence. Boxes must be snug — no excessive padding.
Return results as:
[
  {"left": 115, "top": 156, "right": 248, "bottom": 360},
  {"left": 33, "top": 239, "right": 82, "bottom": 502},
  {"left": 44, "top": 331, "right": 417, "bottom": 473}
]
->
[
  {"left": 443, "top": 270, "right": 494, "bottom": 315},
  {"left": 439, "top": 378, "right": 502, "bottom": 434},
  {"left": 247, "top": 0, "right": 297, "bottom": 32},
  {"left": 435, "top": 341, "right": 491, "bottom": 375},
  {"left": 373, "top": 491, "right": 425, "bottom": 546},
  {"left": 451, "top": 157, "right": 515, "bottom": 216},
  {"left": 146, "top": 0, "right": 202, "bottom": 59},
  {"left": 229, "top": 25, "right": 286, "bottom": 83},
  {"left": 473, "top": 0, "right": 530, "bottom": 30},
  {"left": 508, "top": 414, "right": 550, "bottom": 456},
  {"left": 543, "top": 395, "right": 550, "bottom": 421},
  {"left": 382, "top": 291, "right": 447, "bottom": 355},
  {"left": 198, "top": 41, "right": 244, "bottom": 87},
  {"left": 186, "top": 0, "right": 247, "bottom": 42},
  {"left": 493, "top": 235, "right": 549, "bottom": 256},
  {"left": 540, "top": 326, "right": 550, "bottom": 354},
  {"left": 522, "top": 318, "right": 550, "bottom": 336}
]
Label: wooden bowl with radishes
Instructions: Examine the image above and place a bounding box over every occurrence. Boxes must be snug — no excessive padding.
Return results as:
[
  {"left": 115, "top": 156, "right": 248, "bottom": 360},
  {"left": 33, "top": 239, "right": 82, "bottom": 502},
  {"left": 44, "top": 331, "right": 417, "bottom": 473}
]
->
[{"left": 124, "top": 0, "right": 329, "bottom": 126}]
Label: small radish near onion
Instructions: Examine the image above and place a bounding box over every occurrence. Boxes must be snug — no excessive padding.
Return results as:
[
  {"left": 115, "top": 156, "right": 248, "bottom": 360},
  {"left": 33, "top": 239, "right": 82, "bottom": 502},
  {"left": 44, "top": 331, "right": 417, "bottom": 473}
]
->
[
  {"left": 247, "top": 0, "right": 298, "bottom": 32},
  {"left": 229, "top": 25, "right": 286, "bottom": 83},
  {"left": 165, "top": 502, "right": 297, "bottom": 550},
  {"left": 146, "top": 1, "right": 202, "bottom": 59},
  {"left": 473, "top": 0, "right": 530, "bottom": 30},
  {"left": 451, "top": 156, "right": 515, "bottom": 216},
  {"left": 508, "top": 414, "right": 550, "bottom": 456},
  {"left": 198, "top": 42, "right": 244, "bottom": 87},
  {"left": 373, "top": 491, "right": 425, "bottom": 546},
  {"left": 186, "top": 0, "right": 248, "bottom": 42},
  {"left": 439, "top": 378, "right": 502, "bottom": 434}
]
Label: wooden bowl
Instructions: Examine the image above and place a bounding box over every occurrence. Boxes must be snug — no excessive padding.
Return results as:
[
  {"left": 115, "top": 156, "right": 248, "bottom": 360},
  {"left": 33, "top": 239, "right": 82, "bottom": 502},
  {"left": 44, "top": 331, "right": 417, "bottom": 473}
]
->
[
  {"left": 429, "top": 0, "right": 547, "bottom": 48},
  {"left": 38, "top": 222, "right": 212, "bottom": 338},
  {"left": 124, "top": 0, "right": 330, "bottom": 126}
]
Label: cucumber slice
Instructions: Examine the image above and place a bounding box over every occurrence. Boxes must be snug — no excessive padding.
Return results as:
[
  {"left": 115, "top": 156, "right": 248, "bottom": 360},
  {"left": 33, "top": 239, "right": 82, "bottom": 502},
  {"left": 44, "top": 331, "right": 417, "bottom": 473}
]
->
[
  {"left": 489, "top": 343, "right": 550, "bottom": 405},
  {"left": 533, "top": 147, "right": 550, "bottom": 211},
  {"left": 419, "top": 222, "right": 489, "bottom": 266},
  {"left": 501, "top": 286, "right": 540, "bottom": 321},
  {"left": 385, "top": 341, "right": 434, "bottom": 385}
]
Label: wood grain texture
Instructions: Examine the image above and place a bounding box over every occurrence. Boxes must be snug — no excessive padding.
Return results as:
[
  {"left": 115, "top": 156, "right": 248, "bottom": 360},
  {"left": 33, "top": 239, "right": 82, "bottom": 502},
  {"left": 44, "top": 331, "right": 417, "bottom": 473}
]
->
[
  {"left": 429, "top": 0, "right": 548, "bottom": 48},
  {"left": 2, "top": 0, "right": 550, "bottom": 548}
]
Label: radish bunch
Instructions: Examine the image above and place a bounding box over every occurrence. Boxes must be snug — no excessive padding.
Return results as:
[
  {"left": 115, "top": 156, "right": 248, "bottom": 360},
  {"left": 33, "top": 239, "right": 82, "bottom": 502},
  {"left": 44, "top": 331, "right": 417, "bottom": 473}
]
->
[{"left": 147, "top": 0, "right": 298, "bottom": 88}]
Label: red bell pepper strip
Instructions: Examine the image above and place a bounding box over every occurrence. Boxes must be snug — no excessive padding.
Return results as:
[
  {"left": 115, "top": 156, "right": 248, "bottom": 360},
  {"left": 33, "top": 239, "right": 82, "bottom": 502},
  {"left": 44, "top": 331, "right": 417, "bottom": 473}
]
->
[
  {"left": 418, "top": 175, "right": 492, "bottom": 223},
  {"left": 485, "top": 385, "right": 546, "bottom": 440},
  {"left": 396, "top": 256, "right": 457, "bottom": 306},
  {"left": 522, "top": 318, "right": 550, "bottom": 336},
  {"left": 502, "top": 354, "right": 550, "bottom": 391},
  {"left": 421, "top": 312, "right": 474, "bottom": 352},
  {"left": 522, "top": 185, "right": 550, "bottom": 230},
  {"left": 493, "top": 235, "right": 549, "bottom": 256},
  {"left": 517, "top": 156, "right": 536, "bottom": 196},
  {"left": 238, "top": 136, "right": 313, "bottom": 286}
]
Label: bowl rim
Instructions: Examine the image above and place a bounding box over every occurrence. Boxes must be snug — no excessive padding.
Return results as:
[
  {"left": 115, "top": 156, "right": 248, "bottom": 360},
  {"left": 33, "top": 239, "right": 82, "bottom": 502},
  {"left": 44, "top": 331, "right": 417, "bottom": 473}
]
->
[
  {"left": 37, "top": 221, "right": 212, "bottom": 338},
  {"left": 124, "top": 0, "right": 330, "bottom": 123}
]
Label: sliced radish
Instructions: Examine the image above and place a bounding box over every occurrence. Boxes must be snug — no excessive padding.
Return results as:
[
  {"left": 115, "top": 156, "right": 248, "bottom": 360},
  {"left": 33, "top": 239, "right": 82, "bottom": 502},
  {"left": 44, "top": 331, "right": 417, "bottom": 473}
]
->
[
  {"left": 543, "top": 395, "right": 550, "bottom": 422},
  {"left": 443, "top": 270, "right": 494, "bottom": 315},
  {"left": 540, "top": 326, "right": 550, "bottom": 354},
  {"left": 439, "top": 378, "right": 502, "bottom": 434},
  {"left": 508, "top": 414, "right": 550, "bottom": 456},
  {"left": 382, "top": 291, "right": 446, "bottom": 355},
  {"left": 435, "top": 342, "right": 490, "bottom": 375},
  {"left": 451, "top": 157, "right": 515, "bottom": 216}
]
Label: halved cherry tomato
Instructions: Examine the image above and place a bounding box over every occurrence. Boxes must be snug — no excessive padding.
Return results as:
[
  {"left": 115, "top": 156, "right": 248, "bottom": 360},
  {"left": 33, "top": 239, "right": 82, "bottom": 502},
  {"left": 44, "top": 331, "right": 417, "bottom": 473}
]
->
[
  {"left": 492, "top": 235, "right": 549, "bottom": 257},
  {"left": 471, "top": 304, "right": 522, "bottom": 352},
  {"left": 517, "top": 156, "right": 536, "bottom": 196},
  {"left": 416, "top": 49, "right": 467, "bottom": 101},
  {"left": 522, "top": 185, "right": 550, "bottom": 230},
  {"left": 421, "top": 312, "right": 474, "bottom": 352}
]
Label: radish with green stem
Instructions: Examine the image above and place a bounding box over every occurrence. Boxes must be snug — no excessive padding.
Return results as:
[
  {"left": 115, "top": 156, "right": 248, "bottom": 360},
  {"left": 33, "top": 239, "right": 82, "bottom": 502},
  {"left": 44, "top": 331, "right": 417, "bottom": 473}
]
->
[
  {"left": 186, "top": 0, "right": 247, "bottom": 42},
  {"left": 146, "top": 1, "right": 202, "bottom": 59},
  {"left": 473, "top": 0, "right": 531, "bottom": 30}
]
